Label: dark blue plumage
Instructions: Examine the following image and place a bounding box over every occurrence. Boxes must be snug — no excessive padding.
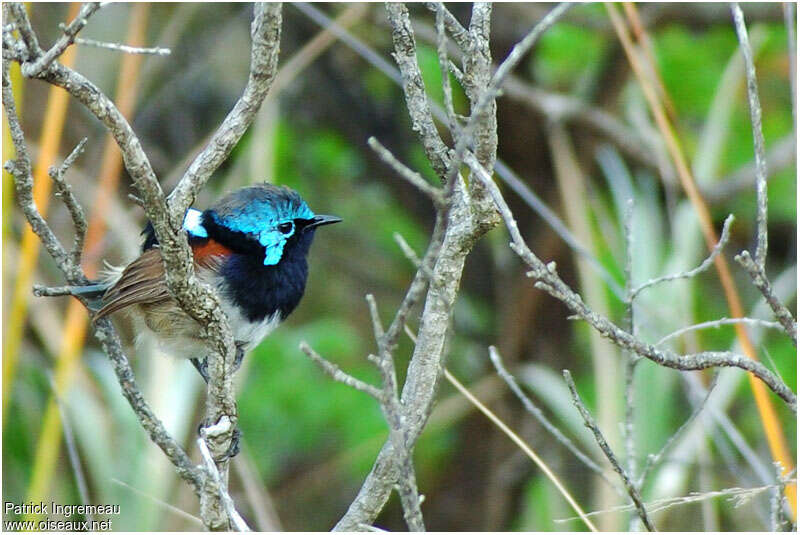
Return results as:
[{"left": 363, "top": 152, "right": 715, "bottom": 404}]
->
[
  {"left": 97, "top": 183, "right": 341, "bottom": 376},
  {"left": 216, "top": 225, "right": 314, "bottom": 323}
]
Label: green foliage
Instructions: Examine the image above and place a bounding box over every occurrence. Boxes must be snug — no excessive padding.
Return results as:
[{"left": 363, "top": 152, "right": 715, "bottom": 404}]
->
[{"left": 532, "top": 23, "right": 608, "bottom": 93}]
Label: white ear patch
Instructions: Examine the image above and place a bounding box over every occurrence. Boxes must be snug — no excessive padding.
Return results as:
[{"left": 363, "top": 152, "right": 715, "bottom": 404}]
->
[{"left": 183, "top": 208, "right": 208, "bottom": 238}]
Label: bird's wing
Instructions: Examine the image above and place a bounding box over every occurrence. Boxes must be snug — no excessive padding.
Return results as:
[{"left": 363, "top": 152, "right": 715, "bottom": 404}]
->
[
  {"left": 94, "top": 247, "right": 170, "bottom": 320},
  {"left": 93, "top": 241, "right": 231, "bottom": 321}
]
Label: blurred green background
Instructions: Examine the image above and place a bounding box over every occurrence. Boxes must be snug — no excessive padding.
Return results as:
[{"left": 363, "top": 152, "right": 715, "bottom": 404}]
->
[{"left": 2, "top": 3, "right": 796, "bottom": 531}]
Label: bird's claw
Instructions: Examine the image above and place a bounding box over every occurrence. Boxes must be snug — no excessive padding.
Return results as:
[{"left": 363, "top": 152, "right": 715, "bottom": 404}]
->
[
  {"left": 197, "top": 421, "right": 242, "bottom": 462},
  {"left": 190, "top": 343, "right": 246, "bottom": 383},
  {"left": 190, "top": 357, "right": 210, "bottom": 383}
]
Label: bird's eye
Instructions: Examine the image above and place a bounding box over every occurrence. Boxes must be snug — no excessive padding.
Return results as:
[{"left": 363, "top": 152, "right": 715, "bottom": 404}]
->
[{"left": 277, "top": 222, "right": 294, "bottom": 235}]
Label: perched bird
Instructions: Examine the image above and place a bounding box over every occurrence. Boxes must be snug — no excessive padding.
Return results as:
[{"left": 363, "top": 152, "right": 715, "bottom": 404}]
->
[{"left": 75, "top": 183, "right": 340, "bottom": 381}]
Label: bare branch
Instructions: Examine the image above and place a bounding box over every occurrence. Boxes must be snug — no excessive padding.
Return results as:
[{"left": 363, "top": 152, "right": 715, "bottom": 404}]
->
[
  {"left": 488, "top": 346, "right": 621, "bottom": 490},
  {"left": 6, "top": 52, "right": 205, "bottom": 490},
  {"left": 731, "top": 3, "right": 769, "bottom": 267},
  {"left": 168, "top": 3, "right": 283, "bottom": 218},
  {"left": 466, "top": 151, "right": 797, "bottom": 410},
  {"left": 2, "top": 56, "right": 84, "bottom": 284},
  {"left": 21, "top": 2, "right": 101, "bottom": 77},
  {"left": 424, "top": 3, "right": 470, "bottom": 50},
  {"left": 735, "top": 251, "right": 797, "bottom": 345},
  {"left": 5, "top": 4, "right": 286, "bottom": 529},
  {"left": 563, "top": 370, "right": 656, "bottom": 531},
  {"left": 5, "top": 3, "right": 42, "bottom": 58},
  {"left": 656, "top": 317, "right": 785, "bottom": 347},
  {"left": 93, "top": 317, "right": 205, "bottom": 492},
  {"left": 462, "top": 2, "right": 496, "bottom": 172},
  {"left": 630, "top": 214, "right": 734, "bottom": 300},
  {"left": 385, "top": 2, "right": 452, "bottom": 181},
  {"left": 638, "top": 373, "right": 720, "bottom": 487},
  {"left": 71, "top": 35, "right": 171, "bottom": 56},
  {"left": 297, "top": 1, "right": 625, "bottom": 302},
  {"left": 299, "top": 342, "right": 382, "bottom": 400},
  {"left": 48, "top": 137, "right": 89, "bottom": 267},
  {"left": 197, "top": 438, "right": 251, "bottom": 532},
  {"left": 367, "top": 137, "right": 444, "bottom": 206},
  {"left": 365, "top": 292, "right": 426, "bottom": 531}
]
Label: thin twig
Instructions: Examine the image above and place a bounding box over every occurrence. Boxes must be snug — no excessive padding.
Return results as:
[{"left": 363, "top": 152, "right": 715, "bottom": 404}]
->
[
  {"left": 465, "top": 151, "right": 797, "bottom": 410},
  {"left": 2, "top": 57, "right": 84, "bottom": 285},
  {"left": 197, "top": 438, "right": 251, "bottom": 532},
  {"left": 298, "top": 0, "right": 626, "bottom": 300},
  {"left": 5, "top": 3, "right": 42, "bottom": 58},
  {"left": 731, "top": 3, "right": 769, "bottom": 267},
  {"left": 365, "top": 293, "right": 426, "bottom": 531},
  {"left": 21, "top": 2, "right": 101, "bottom": 77},
  {"left": 656, "top": 317, "right": 785, "bottom": 347},
  {"left": 443, "top": 2, "right": 573, "bottom": 189},
  {"left": 563, "top": 370, "right": 656, "bottom": 531},
  {"left": 702, "top": 135, "right": 795, "bottom": 203},
  {"left": 299, "top": 342, "right": 382, "bottom": 400},
  {"left": 622, "top": 199, "right": 639, "bottom": 503},
  {"left": 72, "top": 36, "right": 171, "bottom": 56},
  {"left": 784, "top": 2, "right": 797, "bottom": 130},
  {"left": 435, "top": 4, "right": 458, "bottom": 132},
  {"left": 48, "top": 374, "right": 93, "bottom": 522},
  {"left": 735, "top": 251, "right": 797, "bottom": 345},
  {"left": 367, "top": 137, "right": 444, "bottom": 206},
  {"left": 424, "top": 3, "right": 470, "bottom": 50},
  {"left": 47, "top": 137, "right": 88, "bottom": 267},
  {"left": 607, "top": 4, "right": 797, "bottom": 503},
  {"left": 446, "top": 368, "right": 598, "bottom": 532},
  {"left": 555, "top": 482, "right": 795, "bottom": 522},
  {"left": 385, "top": 2, "right": 452, "bottom": 181},
  {"left": 630, "top": 214, "right": 734, "bottom": 300},
  {"left": 488, "top": 346, "right": 623, "bottom": 493},
  {"left": 638, "top": 373, "right": 721, "bottom": 487}
]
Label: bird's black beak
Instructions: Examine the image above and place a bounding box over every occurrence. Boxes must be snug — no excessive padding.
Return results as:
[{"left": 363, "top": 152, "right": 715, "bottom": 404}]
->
[{"left": 303, "top": 214, "right": 342, "bottom": 231}]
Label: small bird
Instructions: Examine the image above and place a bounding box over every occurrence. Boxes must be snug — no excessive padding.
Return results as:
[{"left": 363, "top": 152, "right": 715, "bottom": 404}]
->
[{"left": 75, "top": 183, "right": 340, "bottom": 381}]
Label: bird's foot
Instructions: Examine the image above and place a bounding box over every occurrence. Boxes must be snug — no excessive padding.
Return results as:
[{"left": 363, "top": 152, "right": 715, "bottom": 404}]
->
[
  {"left": 191, "top": 344, "right": 246, "bottom": 383},
  {"left": 233, "top": 342, "right": 246, "bottom": 373},
  {"left": 190, "top": 357, "right": 210, "bottom": 383},
  {"left": 197, "top": 420, "right": 242, "bottom": 461}
]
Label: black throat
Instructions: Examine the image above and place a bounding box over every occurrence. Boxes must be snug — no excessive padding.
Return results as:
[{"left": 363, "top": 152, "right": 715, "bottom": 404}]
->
[
  {"left": 219, "top": 248, "right": 309, "bottom": 323},
  {"left": 217, "top": 228, "right": 317, "bottom": 323}
]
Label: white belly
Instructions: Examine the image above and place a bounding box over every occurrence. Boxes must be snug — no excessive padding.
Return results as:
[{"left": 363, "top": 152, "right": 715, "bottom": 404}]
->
[{"left": 219, "top": 299, "right": 282, "bottom": 351}]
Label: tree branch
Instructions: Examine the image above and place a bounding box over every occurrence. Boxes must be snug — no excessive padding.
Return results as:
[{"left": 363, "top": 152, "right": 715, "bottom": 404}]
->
[
  {"left": 21, "top": 2, "right": 101, "bottom": 77},
  {"left": 167, "top": 3, "right": 282, "bottom": 218},
  {"left": 2, "top": 52, "right": 205, "bottom": 495},
  {"left": 5, "top": 3, "right": 285, "bottom": 529},
  {"left": 731, "top": 3, "right": 769, "bottom": 267},
  {"left": 466, "top": 151, "right": 797, "bottom": 411},
  {"left": 47, "top": 137, "right": 89, "bottom": 267},
  {"left": 563, "top": 370, "right": 656, "bottom": 531}
]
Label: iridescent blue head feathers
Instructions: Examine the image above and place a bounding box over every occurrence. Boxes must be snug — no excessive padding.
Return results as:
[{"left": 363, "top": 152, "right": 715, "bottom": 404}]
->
[{"left": 188, "top": 183, "right": 340, "bottom": 266}]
